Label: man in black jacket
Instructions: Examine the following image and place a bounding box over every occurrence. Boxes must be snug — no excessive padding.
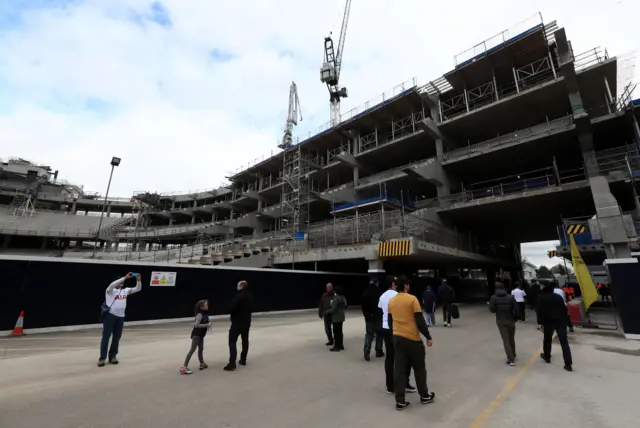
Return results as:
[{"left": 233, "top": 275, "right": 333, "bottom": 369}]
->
[
  {"left": 224, "top": 280, "right": 254, "bottom": 371},
  {"left": 536, "top": 284, "right": 573, "bottom": 372},
  {"left": 437, "top": 279, "right": 456, "bottom": 327},
  {"left": 489, "top": 283, "right": 520, "bottom": 366},
  {"left": 319, "top": 283, "right": 335, "bottom": 346},
  {"left": 362, "top": 281, "right": 384, "bottom": 361}
]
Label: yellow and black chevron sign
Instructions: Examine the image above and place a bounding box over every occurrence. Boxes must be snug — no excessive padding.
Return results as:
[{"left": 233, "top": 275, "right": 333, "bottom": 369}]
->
[
  {"left": 378, "top": 240, "right": 411, "bottom": 257},
  {"left": 566, "top": 224, "right": 586, "bottom": 235},
  {"left": 547, "top": 250, "right": 556, "bottom": 258}
]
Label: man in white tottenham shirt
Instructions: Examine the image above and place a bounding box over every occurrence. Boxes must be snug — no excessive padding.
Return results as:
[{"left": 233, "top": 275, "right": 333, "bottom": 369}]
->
[
  {"left": 98, "top": 272, "right": 142, "bottom": 367},
  {"left": 511, "top": 282, "right": 527, "bottom": 323},
  {"left": 378, "top": 277, "right": 415, "bottom": 394}
]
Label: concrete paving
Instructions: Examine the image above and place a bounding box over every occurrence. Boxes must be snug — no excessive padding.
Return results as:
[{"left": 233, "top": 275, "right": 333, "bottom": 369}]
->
[{"left": 0, "top": 305, "right": 638, "bottom": 428}]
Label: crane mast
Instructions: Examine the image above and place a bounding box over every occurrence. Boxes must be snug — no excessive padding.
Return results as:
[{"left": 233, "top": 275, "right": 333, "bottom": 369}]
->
[
  {"left": 320, "top": 0, "right": 352, "bottom": 126},
  {"left": 278, "top": 81, "right": 302, "bottom": 150}
]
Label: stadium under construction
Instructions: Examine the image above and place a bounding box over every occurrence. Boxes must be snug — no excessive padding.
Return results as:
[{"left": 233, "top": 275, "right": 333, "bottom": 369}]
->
[{"left": 1, "top": 14, "right": 640, "bottom": 287}]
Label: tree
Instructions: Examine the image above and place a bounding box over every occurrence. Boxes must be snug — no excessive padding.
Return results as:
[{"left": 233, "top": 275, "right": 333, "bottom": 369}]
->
[
  {"left": 551, "top": 263, "right": 572, "bottom": 276},
  {"left": 536, "top": 265, "right": 552, "bottom": 278}
]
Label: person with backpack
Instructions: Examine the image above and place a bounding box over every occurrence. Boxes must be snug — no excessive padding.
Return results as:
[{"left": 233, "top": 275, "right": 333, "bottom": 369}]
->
[
  {"left": 489, "top": 283, "right": 520, "bottom": 366},
  {"left": 98, "top": 272, "right": 142, "bottom": 367},
  {"left": 180, "top": 300, "right": 212, "bottom": 375},
  {"left": 326, "top": 286, "right": 347, "bottom": 352}
]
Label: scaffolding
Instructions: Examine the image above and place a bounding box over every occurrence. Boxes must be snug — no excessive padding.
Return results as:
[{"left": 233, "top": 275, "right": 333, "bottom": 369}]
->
[
  {"left": 280, "top": 145, "right": 311, "bottom": 243},
  {"left": 9, "top": 190, "right": 36, "bottom": 217}
]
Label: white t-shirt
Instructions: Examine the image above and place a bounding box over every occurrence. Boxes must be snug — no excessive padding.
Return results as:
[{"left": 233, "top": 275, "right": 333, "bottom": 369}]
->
[
  {"left": 378, "top": 289, "right": 398, "bottom": 330},
  {"left": 511, "top": 288, "right": 526, "bottom": 303},
  {"left": 553, "top": 288, "right": 567, "bottom": 305},
  {"left": 105, "top": 277, "right": 142, "bottom": 318}
]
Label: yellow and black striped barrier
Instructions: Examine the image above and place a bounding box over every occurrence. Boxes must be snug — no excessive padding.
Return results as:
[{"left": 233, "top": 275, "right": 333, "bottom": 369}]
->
[
  {"left": 566, "top": 224, "right": 586, "bottom": 235},
  {"left": 378, "top": 240, "right": 411, "bottom": 257},
  {"left": 547, "top": 250, "right": 556, "bottom": 258}
]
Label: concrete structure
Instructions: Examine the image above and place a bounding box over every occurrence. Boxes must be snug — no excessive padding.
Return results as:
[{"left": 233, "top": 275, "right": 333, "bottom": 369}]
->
[
  {"left": 1, "top": 307, "right": 639, "bottom": 427},
  {"left": 2, "top": 15, "right": 639, "bottom": 281}
]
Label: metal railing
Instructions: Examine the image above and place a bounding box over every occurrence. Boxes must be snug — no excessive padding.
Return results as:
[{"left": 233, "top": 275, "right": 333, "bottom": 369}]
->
[
  {"left": 454, "top": 14, "right": 544, "bottom": 67},
  {"left": 443, "top": 114, "right": 574, "bottom": 160},
  {"left": 574, "top": 46, "right": 609, "bottom": 71},
  {"left": 225, "top": 78, "right": 418, "bottom": 177},
  {"left": 0, "top": 224, "right": 97, "bottom": 238}
]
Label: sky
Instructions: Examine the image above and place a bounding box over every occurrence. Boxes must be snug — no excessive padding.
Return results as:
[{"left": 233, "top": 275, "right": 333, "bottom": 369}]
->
[{"left": 0, "top": 0, "right": 638, "bottom": 266}]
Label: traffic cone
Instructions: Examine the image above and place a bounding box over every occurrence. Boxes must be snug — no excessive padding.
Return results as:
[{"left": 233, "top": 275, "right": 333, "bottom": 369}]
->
[{"left": 11, "top": 311, "right": 25, "bottom": 336}]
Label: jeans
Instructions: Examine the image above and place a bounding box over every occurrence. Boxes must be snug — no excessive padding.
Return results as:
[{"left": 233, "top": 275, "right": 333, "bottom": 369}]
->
[
  {"left": 100, "top": 313, "right": 125, "bottom": 360},
  {"left": 543, "top": 322, "right": 573, "bottom": 365},
  {"left": 382, "top": 329, "right": 411, "bottom": 391},
  {"left": 497, "top": 322, "right": 516, "bottom": 362},
  {"left": 332, "top": 322, "right": 344, "bottom": 349},
  {"left": 442, "top": 304, "right": 452, "bottom": 324},
  {"left": 393, "top": 336, "right": 429, "bottom": 404},
  {"left": 364, "top": 319, "right": 383, "bottom": 354},
  {"left": 184, "top": 336, "right": 205, "bottom": 366},
  {"left": 517, "top": 302, "right": 526, "bottom": 321},
  {"left": 423, "top": 306, "right": 436, "bottom": 326},
  {"left": 323, "top": 316, "right": 334, "bottom": 344},
  {"left": 229, "top": 322, "right": 250, "bottom": 363}
]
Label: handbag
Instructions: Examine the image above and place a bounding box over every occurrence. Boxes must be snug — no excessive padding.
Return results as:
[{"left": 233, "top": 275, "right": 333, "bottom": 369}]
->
[
  {"left": 450, "top": 303, "right": 460, "bottom": 319},
  {"left": 99, "top": 290, "right": 121, "bottom": 322}
]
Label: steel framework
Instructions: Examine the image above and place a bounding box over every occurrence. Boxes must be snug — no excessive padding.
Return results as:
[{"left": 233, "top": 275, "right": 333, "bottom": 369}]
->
[{"left": 280, "top": 145, "right": 312, "bottom": 242}]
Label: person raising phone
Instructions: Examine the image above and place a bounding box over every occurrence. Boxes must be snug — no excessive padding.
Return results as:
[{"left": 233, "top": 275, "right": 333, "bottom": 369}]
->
[{"left": 98, "top": 272, "right": 142, "bottom": 367}]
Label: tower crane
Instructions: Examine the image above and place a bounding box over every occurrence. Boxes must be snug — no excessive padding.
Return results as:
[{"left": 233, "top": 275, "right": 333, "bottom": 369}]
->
[
  {"left": 320, "top": 0, "right": 352, "bottom": 126},
  {"left": 278, "top": 81, "right": 302, "bottom": 150}
]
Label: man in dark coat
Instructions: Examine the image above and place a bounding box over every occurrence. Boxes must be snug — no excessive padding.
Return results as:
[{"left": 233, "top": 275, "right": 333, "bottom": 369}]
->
[
  {"left": 224, "top": 280, "right": 254, "bottom": 371},
  {"left": 319, "top": 283, "right": 335, "bottom": 346},
  {"left": 489, "top": 282, "right": 520, "bottom": 366},
  {"left": 537, "top": 284, "right": 573, "bottom": 372},
  {"left": 437, "top": 279, "right": 456, "bottom": 327},
  {"left": 362, "top": 281, "right": 384, "bottom": 361}
]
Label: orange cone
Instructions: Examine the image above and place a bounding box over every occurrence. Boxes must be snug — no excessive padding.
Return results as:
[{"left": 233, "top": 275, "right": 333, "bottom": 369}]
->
[{"left": 11, "top": 311, "right": 25, "bottom": 336}]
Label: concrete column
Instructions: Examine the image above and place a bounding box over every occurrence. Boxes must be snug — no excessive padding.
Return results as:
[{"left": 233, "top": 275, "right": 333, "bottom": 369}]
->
[
  {"left": 191, "top": 215, "right": 196, "bottom": 224},
  {"left": 71, "top": 201, "right": 77, "bottom": 214},
  {"left": 352, "top": 130, "right": 360, "bottom": 183},
  {"left": 85, "top": 210, "right": 89, "bottom": 216},
  {"left": 435, "top": 138, "right": 444, "bottom": 161},
  {"left": 367, "top": 259, "right": 385, "bottom": 284},
  {"left": 259, "top": 177, "right": 265, "bottom": 191},
  {"left": 120, "top": 212, "right": 124, "bottom": 218},
  {"left": 258, "top": 200, "right": 263, "bottom": 211},
  {"left": 106, "top": 205, "right": 111, "bottom": 217}
]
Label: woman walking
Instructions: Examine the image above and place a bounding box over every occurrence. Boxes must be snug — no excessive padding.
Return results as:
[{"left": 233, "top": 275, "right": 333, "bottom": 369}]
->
[{"left": 180, "top": 300, "right": 212, "bottom": 375}]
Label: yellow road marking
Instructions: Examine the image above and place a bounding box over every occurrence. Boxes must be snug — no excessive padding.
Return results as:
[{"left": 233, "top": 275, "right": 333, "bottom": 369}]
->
[{"left": 469, "top": 333, "right": 556, "bottom": 428}]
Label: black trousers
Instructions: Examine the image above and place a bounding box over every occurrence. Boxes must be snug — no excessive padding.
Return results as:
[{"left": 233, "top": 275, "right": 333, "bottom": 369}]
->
[
  {"left": 382, "top": 329, "right": 411, "bottom": 391},
  {"left": 542, "top": 322, "right": 573, "bottom": 366},
  {"left": 332, "top": 322, "right": 344, "bottom": 349},
  {"left": 442, "top": 304, "right": 452, "bottom": 324},
  {"left": 517, "top": 302, "right": 526, "bottom": 321},
  {"left": 324, "top": 316, "right": 334, "bottom": 343},
  {"left": 393, "top": 336, "right": 429, "bottom": 404},
  {"left": 229, "top": 322, "right": 250, "bottom": 363}
]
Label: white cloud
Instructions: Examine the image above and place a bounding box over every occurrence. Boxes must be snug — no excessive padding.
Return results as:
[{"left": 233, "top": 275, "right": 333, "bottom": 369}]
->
[
  {"left": 0, "top": 0, "right": 638, "bottom": 199},
  {"left": 521, "top": 241, "right": 564, "bottom": 269}
]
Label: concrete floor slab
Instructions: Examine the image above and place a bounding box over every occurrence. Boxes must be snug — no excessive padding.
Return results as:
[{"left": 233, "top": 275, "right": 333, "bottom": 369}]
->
[{"left": 0, "top": 305, "right": 638, "bottom": 428}]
